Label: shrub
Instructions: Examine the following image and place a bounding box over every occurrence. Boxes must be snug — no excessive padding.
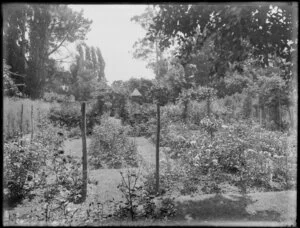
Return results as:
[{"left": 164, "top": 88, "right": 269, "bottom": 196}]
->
[
  {"left": 157, "top": 116, "right": 295, "bottom": 192},
  {"left": 48, "top": 101, "right": 100, "bottom": 134},
  {"left": 68, "top": 126, "right": 82, "bottom": 139},
  {"left": 4, "top": 141, "right": 42, "bottom": 205},
  {"left": 161, "top": 104, "right": 182, "bottom": 123},
  {"left": 188, "top": 121, "right": 295, "bottom": 191},
  {"left": 3, "top": 116, "right": 85, "bottom": 208},
  {"left": 180, "top": 179, "right": 198, "bottom": 195},
  {"left": 114, "top": 169, "right": 177, "bottom": 221},
  {"left": 187, "top": 101, "right": 207, "bottom": 125},
  {"left": 43, "top": 92, "right": 69, "bottom": 103},
  {"left": 199, "top": 115, "right": 222, "bottom": 139},
  {"left": 89, "top": 115, "right": 138, "bottom": 169}
]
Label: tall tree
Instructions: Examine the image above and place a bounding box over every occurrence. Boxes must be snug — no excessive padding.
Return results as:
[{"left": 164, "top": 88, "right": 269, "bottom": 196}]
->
[
  {"left": 69, "top": 42, "right": 106, "bottom": 101},
  {"left": 3, "top": 4, "right": 92, "bottom": 99},
  {"left": 96, "top": 47, "right": 106, "bottom": 81}
]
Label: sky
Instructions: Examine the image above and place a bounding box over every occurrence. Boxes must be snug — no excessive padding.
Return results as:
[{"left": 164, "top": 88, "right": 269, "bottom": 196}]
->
[{"left": 68, "top": 4, "right": 155, "bottom": 84}]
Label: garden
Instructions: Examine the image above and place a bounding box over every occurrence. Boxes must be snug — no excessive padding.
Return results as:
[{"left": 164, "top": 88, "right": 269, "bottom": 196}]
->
[{"left": 3, "top": 3, "right": 297, "bottom": 226}]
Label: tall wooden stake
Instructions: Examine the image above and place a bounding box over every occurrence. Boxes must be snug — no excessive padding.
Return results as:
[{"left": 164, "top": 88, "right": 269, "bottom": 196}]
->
[
  {"left": 20, "top": 103, "right": 24, "bottom": 146},
  {"left": 20, "top": 103, "right": 24, "bottom": 136},
  {"left": 155, "top": 37, "right": 160, "bottom": 194},
  {"left": 31, "top": 105, "right": 34, "bottom": 142},
  {"left": 81, "top": 102, "right": 87, "bottom": 201},
  {"left": 156, "top": 103, "right": 160, "bottom": 194}
]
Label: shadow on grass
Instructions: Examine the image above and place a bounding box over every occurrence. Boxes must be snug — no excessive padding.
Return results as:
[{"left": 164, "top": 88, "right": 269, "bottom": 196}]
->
[{"left": 172, "top": 194, "right": 281, "bottom": 222}]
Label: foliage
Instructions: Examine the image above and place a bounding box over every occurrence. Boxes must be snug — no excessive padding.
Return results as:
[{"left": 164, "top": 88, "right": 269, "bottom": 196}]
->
[
  {"left": 147, "top": 4, "right": 294, "bottom": 67},
  {"left": 89, "top": 116, "right": 138, "bottom": 169},
  {"left": 190, "top": 122, "right": 295, "bottom": 191},
  {"left": 149, "top": 81, "right": 170, "bottom": 105},
  {"left": 3, "top": 4, "right": 93, "bottom": 98},
  {"left": 4, "top": 141, "right": 41, "bottom": 205},
  {"left": 3, "top": 115, "right": 86, "bottom": 209},
  {"left": 155, "top": 112, "right": 296, "bottom": 193},
  {"left": 126, "top": 103, "right": 157, "bottom": 137},
  {"left": 70, "top": 43, "right": 106, "bottom": 101},
  {"left": 115, "top": 169, "right": 142, "bottom": 220},
  {"left": 161, "top": 104, "right": 183, "bottom": 123},
  {"left": 68, "top": 126, "right": 82, "bottom": 139},
  {"left": 187, "top": 101, "right": 207, "bottom": 125},
  {"left": 199, "top": 115, "right": 222, "bottom": 139},
  {"left": 43, "top": 92, "right": 75, "bottom": 103},
  {"left": 114, "top": 169, "right": 177, "bottom": 221},
  {"left": 48, "top": 101, "right": 99, "bottom": 134},
  {"left": 3, "top": 59, "right": 23, "bottom": 97}
]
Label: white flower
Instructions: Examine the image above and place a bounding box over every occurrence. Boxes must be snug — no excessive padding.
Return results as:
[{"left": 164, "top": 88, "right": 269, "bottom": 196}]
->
[
  {"left": 212, "top": 159, "right": 218, "bottom": 165},
  {"left": 190, "top": 140, "right": 197, "bottom": 146}
]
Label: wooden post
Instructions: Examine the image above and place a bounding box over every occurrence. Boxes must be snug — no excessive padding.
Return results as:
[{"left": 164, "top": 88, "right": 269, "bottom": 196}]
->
[
  {"left": 20, "top": 103, "right": 24, "bottom": 146},
  {"left": 20, "top": 103, "right": 23, "bottom": 137},
  {"left": 31, "top": 105, "right": 34, "bottom": 142},
  {"left": 81, "top": 102, "right": 87, "bottom": 201},
  {"left": 156, "top": 103, "right": 160, "bottom": 194},
  {"left": 207, "top": 96, "right": 211, "bottom": 117}
]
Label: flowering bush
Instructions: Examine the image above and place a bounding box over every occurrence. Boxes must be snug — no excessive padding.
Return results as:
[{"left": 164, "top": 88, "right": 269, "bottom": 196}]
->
[
  {"left": 161, "top": 104, "right": 182, "bottom": 123},
  {"left": 4, "top": 117, "right": 84, "bottom": 207},
  {"left": 187, "top": 101, "right": 207, "bottom": 125},
  {"left": 4, "top": 141, "right": 42, "bottom": 205},
  {"left": 156, "top": 117, "right": 295, "bottom": 192},
  {"left": 200, "top": 115, "right": 222, "bottom": 138},
  {"left": 89, "top": 116, "right": 138, "bottom": 169}
]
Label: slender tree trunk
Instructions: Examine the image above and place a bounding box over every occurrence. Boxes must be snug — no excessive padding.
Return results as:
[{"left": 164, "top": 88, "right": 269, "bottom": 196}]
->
[{"left": 81, "top": 102, "right": 87, "bottom": 201}]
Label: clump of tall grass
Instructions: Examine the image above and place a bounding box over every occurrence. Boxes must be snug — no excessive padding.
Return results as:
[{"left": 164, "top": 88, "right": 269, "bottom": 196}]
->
[{"left": 3, "top": 96, "right": 60, "bottom": 140}]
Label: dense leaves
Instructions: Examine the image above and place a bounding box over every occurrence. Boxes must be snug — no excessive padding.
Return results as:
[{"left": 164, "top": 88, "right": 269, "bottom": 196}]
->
[
  {"left": 89, "top": 116, "right": 138, "bottom": 169},
  {"left": 3, "top": 4, "right": 92, "bottom": 98}
]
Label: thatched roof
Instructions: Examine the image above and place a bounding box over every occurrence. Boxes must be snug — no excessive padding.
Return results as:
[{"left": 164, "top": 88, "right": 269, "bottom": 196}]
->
[{"left": 130, "top": 88, "right": 142, "bottom": 97}]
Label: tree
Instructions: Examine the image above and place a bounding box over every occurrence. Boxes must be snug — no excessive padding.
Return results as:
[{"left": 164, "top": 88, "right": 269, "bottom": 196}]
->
[
  {"left": 96, "top": 47, "right": 106, "bottom": 81},
  {"left": 69, "top": 42, "right": 106, "bottom": 101},
  {"left": 3, "top": 59, "right": 22, "bottom": 97},
  {"left": 140, "top": 3, "right": 296, "bottom": 129},
  {"left": 3, "top": 4, "right": 92, "bottom": 99},
  {"left": 2, "top": 4, "right": 29, "bottom": 95},
  {"left": 149, "top": 4, "right": 294, "bottom": 66}
]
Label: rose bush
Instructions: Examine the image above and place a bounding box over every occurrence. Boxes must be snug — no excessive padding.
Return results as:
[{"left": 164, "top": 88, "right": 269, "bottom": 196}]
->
[{"left": 89, "top": 115, "right": 138, "bottom": 169}]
